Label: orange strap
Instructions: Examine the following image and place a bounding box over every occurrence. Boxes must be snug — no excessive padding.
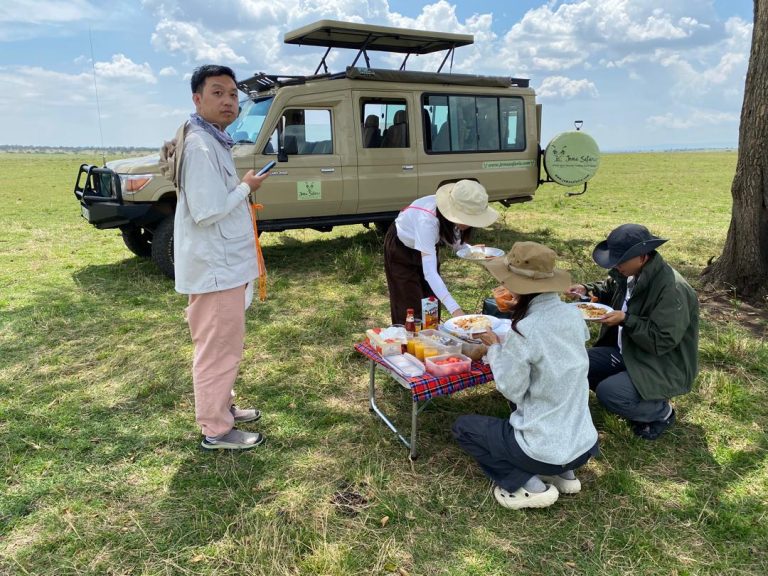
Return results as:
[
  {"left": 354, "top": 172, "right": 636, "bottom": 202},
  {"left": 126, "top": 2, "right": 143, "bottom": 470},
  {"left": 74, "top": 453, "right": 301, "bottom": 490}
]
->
[{"left": 249, "top": 203, "right": 267, "bottom": 301}]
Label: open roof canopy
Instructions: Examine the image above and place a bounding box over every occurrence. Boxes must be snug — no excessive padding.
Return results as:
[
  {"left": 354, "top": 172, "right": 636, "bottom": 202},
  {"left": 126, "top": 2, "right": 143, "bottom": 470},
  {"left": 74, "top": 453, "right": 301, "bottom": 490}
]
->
[
  {"left": 284, "top": 20, "right": 474, "bottom": 74},
  {"left": 284, "top": 19, "right": 473, "bottom": 54}
]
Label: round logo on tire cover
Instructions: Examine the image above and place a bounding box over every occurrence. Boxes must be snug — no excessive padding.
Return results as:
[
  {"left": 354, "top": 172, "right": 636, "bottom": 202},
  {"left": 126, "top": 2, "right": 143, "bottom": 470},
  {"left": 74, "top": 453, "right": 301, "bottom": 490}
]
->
[{"left": 543, "top": 131, "right": 600, "bottom": 186}]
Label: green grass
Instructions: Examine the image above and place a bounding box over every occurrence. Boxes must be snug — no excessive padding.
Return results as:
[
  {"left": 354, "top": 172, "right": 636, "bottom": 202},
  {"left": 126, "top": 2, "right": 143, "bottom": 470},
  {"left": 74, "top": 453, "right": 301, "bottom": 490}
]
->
[{"left": 1, "top": 151, "right": 766, "bottom": 575}]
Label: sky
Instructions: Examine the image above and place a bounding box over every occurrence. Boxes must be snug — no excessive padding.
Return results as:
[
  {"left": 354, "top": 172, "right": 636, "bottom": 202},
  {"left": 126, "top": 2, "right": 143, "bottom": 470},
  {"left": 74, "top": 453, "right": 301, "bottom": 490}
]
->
[{"left": 0, "top": 0, "right": 755, "bottom": 151}]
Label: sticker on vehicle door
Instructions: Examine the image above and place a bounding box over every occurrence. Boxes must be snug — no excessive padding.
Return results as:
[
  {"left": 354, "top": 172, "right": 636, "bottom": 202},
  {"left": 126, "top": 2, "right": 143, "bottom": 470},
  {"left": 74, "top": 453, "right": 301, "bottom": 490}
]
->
[
  {"left": 297, "top": 181, "right": 322, "bottom": 200},
  {"left": 482, "top": 160, "right": 536, "bottom": 169}
]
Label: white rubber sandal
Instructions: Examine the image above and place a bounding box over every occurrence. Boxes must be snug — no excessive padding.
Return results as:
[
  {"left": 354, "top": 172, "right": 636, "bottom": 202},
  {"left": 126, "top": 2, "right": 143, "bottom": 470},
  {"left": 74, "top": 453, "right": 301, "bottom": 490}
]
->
[
  {"left": 493, "top": 484, "right": 559, "bottom": 510},
  {"left": 538, "top": 474, "right": 581, "bottom": 494}
]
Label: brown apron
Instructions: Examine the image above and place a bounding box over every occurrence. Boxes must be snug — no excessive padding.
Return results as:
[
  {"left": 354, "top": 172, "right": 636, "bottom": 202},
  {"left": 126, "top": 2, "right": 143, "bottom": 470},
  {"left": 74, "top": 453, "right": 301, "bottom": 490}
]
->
[{"left": 383, "top": 222, "right": 441, "bottom": 325}]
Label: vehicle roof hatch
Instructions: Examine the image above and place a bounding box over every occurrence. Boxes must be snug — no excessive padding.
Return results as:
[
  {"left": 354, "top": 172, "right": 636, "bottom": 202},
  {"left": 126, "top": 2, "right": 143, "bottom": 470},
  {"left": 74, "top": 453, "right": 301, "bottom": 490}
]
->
[{"left": 284, "top": 19, "right": 474, "bottom": 74}]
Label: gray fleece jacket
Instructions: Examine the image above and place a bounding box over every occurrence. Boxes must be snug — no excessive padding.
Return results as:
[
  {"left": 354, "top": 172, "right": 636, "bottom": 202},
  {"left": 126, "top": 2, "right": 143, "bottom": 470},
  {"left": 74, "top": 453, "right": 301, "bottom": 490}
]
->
[{"left": 487, "top": 292, "right": 598, "bottom": 465}]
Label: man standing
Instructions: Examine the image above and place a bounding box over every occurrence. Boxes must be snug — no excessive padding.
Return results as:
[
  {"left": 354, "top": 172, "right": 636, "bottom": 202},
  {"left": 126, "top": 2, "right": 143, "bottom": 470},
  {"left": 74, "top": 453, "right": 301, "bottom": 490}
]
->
[
  {"left": 568, "top": 224, "right": 699, "bottom": 440},
  {"left": 174, "top": 64, "right": 269, "bottom": 450}
]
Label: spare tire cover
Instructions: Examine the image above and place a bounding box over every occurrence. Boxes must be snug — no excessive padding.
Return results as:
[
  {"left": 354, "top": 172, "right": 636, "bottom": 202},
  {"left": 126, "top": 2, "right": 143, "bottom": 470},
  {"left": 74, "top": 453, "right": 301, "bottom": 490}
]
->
[{"left": 543, "top": 131, "right": 600, "bottom": 186}]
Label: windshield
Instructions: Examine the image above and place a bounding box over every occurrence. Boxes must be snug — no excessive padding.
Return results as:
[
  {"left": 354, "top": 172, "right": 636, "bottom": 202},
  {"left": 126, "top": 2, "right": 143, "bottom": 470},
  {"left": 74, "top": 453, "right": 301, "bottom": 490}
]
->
[{"left": 226, "top": 96, "right": 274, "bottom": 144}]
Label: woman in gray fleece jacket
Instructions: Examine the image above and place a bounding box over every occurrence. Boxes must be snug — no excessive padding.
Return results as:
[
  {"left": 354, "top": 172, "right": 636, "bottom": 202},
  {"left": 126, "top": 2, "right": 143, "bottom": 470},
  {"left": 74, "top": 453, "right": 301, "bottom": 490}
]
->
[{"left": 452, "top": 241, "right": 598, "bottom": 510}]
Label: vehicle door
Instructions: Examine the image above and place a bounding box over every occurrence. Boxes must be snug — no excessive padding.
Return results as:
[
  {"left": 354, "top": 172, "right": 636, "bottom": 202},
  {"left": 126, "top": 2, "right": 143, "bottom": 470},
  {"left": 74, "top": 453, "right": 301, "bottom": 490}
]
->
[
  {"left": 353, "top": 91, "right": 418, "bottom": 213},
  {"left": 254, "top": 107, "right": 343, "bottom": 220}
]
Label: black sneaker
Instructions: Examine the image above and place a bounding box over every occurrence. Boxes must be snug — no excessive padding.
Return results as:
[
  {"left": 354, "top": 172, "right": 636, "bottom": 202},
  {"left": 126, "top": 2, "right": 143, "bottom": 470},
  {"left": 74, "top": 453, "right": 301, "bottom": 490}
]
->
[{"left": 634, "top": 409, "right": 676, "bottom": 440}]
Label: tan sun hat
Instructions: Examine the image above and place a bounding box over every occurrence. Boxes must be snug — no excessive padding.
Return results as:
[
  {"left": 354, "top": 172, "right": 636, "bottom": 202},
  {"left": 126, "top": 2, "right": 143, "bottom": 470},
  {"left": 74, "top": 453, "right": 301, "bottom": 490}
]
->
[
  {"left": 435, "top": 180, "right": 499, "bottom": 228},
  {"left": 483, "top": 241, "right": 572, "bottom": 294}
]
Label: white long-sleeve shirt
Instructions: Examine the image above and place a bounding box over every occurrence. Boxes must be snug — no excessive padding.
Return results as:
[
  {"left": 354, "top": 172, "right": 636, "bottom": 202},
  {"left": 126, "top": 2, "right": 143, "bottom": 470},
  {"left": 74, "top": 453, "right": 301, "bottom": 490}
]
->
[
  {"left": 487, "top": 292, "right": 598, "bottom": 465},
  {"left": 393, "top": 195, "right": 461, "bottom": 313},
  {"left": 173, "top": 124, "right": 258, "bottom": 294}
]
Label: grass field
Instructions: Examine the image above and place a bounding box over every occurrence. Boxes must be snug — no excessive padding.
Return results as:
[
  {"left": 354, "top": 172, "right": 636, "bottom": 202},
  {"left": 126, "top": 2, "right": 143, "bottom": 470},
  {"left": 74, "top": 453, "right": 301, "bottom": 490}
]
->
[{"left": 1, "top": 151, "right": 766, "bottom": 575}]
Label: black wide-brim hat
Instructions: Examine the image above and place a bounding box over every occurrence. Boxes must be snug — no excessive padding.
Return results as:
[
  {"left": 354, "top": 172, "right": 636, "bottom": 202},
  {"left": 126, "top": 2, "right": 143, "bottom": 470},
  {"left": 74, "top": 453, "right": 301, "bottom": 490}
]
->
[{"left": 592, "top": 223, "right": 668, "bottom": 269}]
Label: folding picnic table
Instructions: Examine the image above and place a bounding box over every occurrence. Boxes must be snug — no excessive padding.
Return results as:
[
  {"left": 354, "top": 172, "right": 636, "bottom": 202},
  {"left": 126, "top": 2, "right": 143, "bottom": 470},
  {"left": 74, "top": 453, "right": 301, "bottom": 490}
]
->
[{"left": 354, "top": 342, "right": 495, "bottom": 459}]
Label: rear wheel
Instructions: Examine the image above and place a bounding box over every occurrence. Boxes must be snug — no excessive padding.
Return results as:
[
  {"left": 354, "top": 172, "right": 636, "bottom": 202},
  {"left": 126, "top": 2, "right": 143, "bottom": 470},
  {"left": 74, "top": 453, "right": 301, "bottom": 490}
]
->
[
  {"left": 374, "top": 219, "right": 394, "bottom": 234},
  {"left": 120, "top": 225, "right": 152, "bottom": 258},
  {"left": 151, "top": 215, "right": 175, "bottom": 280}
]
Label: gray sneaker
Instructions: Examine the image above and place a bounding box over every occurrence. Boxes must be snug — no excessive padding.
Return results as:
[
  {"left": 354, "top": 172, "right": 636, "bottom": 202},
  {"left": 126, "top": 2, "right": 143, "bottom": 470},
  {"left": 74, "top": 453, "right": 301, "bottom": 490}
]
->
[
  {"left": 231, "top": 405, "right": 261, "bottom": 423},
  {"left": 201, "top": 428, "right": 265, "bottom": 450}
]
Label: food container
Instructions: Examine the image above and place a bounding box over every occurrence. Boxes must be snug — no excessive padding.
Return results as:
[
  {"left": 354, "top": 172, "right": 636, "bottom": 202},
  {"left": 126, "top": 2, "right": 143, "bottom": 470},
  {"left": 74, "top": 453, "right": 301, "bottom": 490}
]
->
[
  {"left": 366, "top": 328, "right": 405, "bottom": 357},
  {"left": 425, "top": 353, "right": 472, "bottom": 377},
  {"left": 460, "top": 340, "right": 489, "bottom": 361},
  {"left": 418, "top": 329, "right": 463, "bottom": 355},
  {"left": 381, "top": 353, "right": 426, "bottom": 378}
]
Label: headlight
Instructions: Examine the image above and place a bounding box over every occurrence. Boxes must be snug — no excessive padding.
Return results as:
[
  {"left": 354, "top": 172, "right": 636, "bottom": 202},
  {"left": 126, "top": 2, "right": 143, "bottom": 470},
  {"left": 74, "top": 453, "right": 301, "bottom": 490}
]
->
[{"left": 119, "top": 174, "right": 154, "bottom": 194}]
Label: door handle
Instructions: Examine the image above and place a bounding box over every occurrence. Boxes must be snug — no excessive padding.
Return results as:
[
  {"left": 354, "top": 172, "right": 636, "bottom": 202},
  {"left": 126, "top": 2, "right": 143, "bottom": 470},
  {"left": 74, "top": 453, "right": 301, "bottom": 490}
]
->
[
  {"left": 320, "top": 168, "right": 335, "bottom": 173},
  {"left": 402, "top": 165, "right": 414, "bottom": 170}
]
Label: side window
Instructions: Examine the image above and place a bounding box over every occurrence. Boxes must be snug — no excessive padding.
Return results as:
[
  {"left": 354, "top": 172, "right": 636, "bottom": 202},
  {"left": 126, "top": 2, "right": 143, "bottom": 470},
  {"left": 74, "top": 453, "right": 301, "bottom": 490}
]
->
[
  {"left": 360, "top": 99, "right": 409, "bottom": 148},
  {"left": 266, "top": 108, "right": 333, "bottom": 155},
  {"left": 423, "top": 94, "right": 525, "bottom": 153}
]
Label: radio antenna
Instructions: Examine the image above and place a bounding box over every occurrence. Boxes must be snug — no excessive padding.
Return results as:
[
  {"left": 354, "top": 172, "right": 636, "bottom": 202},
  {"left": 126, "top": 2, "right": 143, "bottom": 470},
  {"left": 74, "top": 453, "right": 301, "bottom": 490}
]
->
[{"left": 88, "top": 26, "right": 106, "bottom": 165}]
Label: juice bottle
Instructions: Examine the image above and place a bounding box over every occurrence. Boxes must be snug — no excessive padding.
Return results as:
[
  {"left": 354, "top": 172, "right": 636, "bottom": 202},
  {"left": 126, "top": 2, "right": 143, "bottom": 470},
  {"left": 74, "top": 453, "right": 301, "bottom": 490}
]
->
[{"left": 406, "top": 338, "right": 417, "bottom": 356}]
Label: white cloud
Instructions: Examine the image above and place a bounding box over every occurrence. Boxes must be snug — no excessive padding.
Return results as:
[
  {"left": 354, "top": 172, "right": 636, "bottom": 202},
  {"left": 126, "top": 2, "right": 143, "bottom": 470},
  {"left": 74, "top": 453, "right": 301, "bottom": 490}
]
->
[
  {"left": 0, "top": 0, "right": 100, "bottom": 23},
  {"left": 499, "top": 0, "right": 720, "bottom": 74},
  {"left": 647, "top": 109, "right": 739, "bottom": 130},
  {"left": 94, "top": 54, "right": 157, "bottom": 83},
  {"left": 159, "top": 66, "right": 178, "bottom": 76},
  {"left": 151, "top": 18, "right": 248, "bottom": 64},
  {"left": 537, "top": 76, "right": 598, "bottom": 100}
]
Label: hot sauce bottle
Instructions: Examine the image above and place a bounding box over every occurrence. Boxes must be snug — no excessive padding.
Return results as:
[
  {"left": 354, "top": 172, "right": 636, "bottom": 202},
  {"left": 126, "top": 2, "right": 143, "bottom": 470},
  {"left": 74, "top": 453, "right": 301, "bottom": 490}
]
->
[{"left": 405, "top": 308, "right": 416, "bottom": 336}]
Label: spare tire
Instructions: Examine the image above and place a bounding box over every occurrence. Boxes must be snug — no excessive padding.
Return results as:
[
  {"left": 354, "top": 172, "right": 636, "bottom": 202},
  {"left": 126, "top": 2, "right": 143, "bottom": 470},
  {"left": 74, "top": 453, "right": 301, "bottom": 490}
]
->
[{"left": 543, "top": 131, "right": 600, "bottom": 187}]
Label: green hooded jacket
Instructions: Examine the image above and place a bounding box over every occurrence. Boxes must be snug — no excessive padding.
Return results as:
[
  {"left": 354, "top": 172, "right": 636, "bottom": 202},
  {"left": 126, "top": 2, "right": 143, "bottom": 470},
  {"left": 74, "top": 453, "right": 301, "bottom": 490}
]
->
[{"left": 585, "top": 253, "right": 699, "bottom": 400}]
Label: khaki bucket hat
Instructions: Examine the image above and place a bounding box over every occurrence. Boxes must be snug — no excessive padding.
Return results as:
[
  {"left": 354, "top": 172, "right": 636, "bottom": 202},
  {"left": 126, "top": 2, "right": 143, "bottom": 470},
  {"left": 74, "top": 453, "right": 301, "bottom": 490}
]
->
[
  {"left": 483, "top": 241, "right": 572, "bottom": 294},
  {"left": 435, "top": 180, "right": 499, "bottom": 228}
]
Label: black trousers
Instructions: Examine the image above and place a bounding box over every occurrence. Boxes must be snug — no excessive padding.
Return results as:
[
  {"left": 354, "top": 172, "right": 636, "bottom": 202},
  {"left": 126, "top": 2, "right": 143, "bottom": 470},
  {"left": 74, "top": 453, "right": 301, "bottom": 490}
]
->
[
  {"left": 588, "top": 347, "right": 670, "bottom": 423},
  {"left": 452, "top": 415, "right": 599, "bottom": 492},
  {"left": 383, "top": 222, "right": 439, "bottom": 325}
]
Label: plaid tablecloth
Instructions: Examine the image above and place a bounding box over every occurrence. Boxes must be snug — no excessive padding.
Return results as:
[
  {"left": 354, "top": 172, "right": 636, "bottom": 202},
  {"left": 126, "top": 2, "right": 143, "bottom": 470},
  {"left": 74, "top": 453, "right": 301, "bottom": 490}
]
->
[{"left": 354, "top": 342, "right": 494, "bottom": 402}]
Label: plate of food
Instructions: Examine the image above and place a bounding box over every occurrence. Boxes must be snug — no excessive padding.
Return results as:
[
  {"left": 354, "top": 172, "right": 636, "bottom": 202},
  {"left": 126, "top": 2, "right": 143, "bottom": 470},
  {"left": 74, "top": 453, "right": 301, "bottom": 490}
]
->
[
  {"left": 443, "top": 314, "right": 502, "bottom": 335},
  {"left": 572, "top": 302, "right": 614, "bottom": 321},
  {"left": 456, "top": 244, "right": 505, "bottom": 261}
]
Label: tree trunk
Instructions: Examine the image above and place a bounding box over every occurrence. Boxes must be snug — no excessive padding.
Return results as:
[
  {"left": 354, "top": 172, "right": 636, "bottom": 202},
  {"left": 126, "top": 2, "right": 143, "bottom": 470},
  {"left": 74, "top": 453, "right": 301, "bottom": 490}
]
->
[{"left": 701, "top": 0, "right": 768, "bottom": 302}]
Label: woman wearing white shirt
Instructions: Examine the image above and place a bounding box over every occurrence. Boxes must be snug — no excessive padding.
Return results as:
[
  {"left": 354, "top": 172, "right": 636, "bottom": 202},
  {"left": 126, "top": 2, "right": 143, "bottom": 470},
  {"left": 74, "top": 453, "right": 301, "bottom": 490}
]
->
[
  {"left": 383, "top": 180, "right": 499, "bottom": 325},
  {"left": 453, "top": 242, "right": 599, "bottom": 510}
]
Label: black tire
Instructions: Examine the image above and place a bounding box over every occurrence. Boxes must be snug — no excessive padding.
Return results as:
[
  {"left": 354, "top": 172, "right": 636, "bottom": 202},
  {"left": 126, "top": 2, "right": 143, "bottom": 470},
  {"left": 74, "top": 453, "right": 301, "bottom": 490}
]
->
[
  {"left": 151, "top": 215, "right": 175, "bottom": 280},
  {"left": 120, "top": 225, "right": 152, "bottom": 258},
  {"left": 374, "top": 220, "right": 394, "bottom": 234}
]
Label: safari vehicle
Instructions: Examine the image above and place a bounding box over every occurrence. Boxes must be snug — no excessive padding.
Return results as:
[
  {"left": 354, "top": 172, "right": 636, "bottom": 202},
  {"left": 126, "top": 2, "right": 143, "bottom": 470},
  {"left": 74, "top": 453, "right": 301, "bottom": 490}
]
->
[{"left": 73, "top": 20, "right": 599, "bottom": 279}]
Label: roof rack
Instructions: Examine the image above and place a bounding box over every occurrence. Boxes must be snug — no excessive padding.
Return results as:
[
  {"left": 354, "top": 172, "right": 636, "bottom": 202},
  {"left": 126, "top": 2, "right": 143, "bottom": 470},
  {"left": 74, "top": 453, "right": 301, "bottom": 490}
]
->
[{"left": 284, "top": 19, "right": 474, "bottom": 74}]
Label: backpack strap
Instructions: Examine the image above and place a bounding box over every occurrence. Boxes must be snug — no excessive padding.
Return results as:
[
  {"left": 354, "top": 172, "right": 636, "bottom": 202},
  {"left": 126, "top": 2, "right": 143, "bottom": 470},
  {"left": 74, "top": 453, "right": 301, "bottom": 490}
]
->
[{"left": 159, "top": 121, "right": 189, "bottom": 187}]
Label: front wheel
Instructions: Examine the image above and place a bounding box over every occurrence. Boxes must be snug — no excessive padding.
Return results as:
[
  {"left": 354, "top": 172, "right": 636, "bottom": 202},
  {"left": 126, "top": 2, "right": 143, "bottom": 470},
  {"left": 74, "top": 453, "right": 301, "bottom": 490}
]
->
[
  {"left": 151, "top": 215, "right": 175, "bottom": 280},
  {"left": 120, "top": 225, "right": 152, "bottom": 258}
]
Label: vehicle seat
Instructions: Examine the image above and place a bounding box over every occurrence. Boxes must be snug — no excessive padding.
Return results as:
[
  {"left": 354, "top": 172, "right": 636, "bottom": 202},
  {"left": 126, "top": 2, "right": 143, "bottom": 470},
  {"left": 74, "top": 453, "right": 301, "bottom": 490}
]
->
[
  {"left": 362, "top": 115, "right": 382, "bottom": 148},
  {"left": 381, "top": 110, "right": 408, "bottom": 148},
  {"left": 432, "top": 121, "right": 450, "bottom": 151},
  {"left": 313, "top": 140, "right": 333, "bottom": 154},
  {"left": 421, "top": 109, "right": 433, "bottom": 149},
  {"left": 283, "top": 135, "right": 299, "bottom": 155}
]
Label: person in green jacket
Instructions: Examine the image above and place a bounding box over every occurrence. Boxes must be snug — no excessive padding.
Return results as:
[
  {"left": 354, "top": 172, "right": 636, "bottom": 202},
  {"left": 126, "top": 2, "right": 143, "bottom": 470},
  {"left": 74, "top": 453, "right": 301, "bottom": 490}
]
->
[{"left": 567, "top": 224, "right": 699, "bottom": 440}]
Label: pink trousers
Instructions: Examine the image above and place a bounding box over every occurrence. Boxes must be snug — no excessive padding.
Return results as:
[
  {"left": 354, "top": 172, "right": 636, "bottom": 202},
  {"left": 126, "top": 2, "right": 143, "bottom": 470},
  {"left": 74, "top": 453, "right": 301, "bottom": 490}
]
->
[{"left": 186, "top": 284, "right": 246, "bottom": 437}]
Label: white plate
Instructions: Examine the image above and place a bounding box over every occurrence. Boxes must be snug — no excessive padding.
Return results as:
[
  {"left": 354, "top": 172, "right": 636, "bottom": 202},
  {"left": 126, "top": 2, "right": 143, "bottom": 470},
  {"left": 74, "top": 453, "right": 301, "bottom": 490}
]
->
[
  {"left": 443, "top": 314, "right": 502, "bottom": 335},
  {"left": 572, "top": 302, "right": 614, "bottom": 321},
  {"left": 456, "top": 245, "right": 505, "bottom": 262}
]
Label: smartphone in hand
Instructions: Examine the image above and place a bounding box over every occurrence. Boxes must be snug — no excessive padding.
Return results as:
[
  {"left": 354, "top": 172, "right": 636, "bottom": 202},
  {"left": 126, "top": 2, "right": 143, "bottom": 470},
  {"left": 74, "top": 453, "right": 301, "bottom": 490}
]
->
[{"left": 257, "top": 160, "right": 277, "bottom": 176}]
